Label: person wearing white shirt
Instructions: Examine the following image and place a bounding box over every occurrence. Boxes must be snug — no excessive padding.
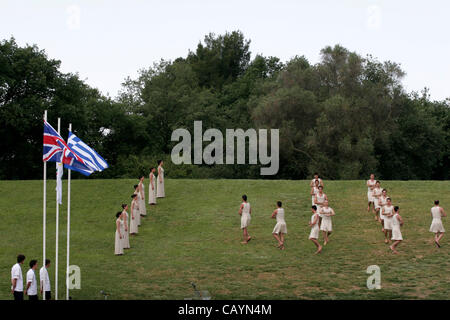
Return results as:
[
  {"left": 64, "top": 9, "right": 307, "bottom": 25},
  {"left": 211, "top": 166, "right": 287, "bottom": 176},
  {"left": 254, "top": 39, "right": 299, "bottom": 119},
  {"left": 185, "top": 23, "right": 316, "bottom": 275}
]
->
[
  {"left": 11, "top": 254, "right": 25, "bottom": 301},
  {"left": 40, "top": 259, "right": 51, "bottom": 300},
  {"left": 26, "top": 259, "right": 38, "bottom": 300}
]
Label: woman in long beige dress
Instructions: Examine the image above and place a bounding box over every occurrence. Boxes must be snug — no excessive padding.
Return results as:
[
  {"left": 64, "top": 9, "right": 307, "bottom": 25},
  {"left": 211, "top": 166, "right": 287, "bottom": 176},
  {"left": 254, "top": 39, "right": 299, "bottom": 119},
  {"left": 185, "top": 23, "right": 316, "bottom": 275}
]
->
[
  {"left": 148, "top": 167, "right": 157, "bottom": 205},
  {"left": 133, "top": 185, "right": 141, "bottom": 226},
  {"left": 138, "top": 176, "right": 147, "bottom": 216},
  {"left": 121, "top": 204, "right": 130, "bottom": 249},
  {"left": 157, "top": 160, "right": 165, "bottom": 198},
  {"left": 129, "top": 194, "right": 139, "bottom": 235},
  {"left": 114, "top": 212, "right": 124, "bottom": 255}
]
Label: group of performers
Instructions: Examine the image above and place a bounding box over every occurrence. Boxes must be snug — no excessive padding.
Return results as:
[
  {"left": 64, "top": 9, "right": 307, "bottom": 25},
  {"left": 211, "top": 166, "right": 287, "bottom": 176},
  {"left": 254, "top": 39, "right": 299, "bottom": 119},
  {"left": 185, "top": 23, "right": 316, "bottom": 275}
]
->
[
  {"left": 239, "top": 172, "right": 446, "bottom": 256},
  {"left": 308, "top": 174, "right": 336, "bottom": 254},
  {"left": 113, "top": 164, "right": 447, "bottom": 256},
  {"left": 114, "top": 160, "right": 165, "bottom": 255},
  {"left": 367, "top": 174, "right": 447, "bottom": 252},
  {"left": 239, "top": 196, "right": 288, "bottom": 250},
  {"left": 366, "top": 174, "right": 404, "bottom": 253},
  {"left": 238, "top": 173, "right": 336, "bottom": 253}
]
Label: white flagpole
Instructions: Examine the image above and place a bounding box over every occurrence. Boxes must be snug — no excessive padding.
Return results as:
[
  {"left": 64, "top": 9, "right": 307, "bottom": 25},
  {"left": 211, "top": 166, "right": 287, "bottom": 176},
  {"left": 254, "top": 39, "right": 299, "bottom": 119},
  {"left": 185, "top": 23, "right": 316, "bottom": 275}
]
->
[
  {"left": 55, "top": 117, "right": 61, "bottom": 300},
  {"left": 43, "top": 110, "right": 47, "bottom": 301},
  {"left": 66, "top": 123, "right": 72, "bottom": 300}
]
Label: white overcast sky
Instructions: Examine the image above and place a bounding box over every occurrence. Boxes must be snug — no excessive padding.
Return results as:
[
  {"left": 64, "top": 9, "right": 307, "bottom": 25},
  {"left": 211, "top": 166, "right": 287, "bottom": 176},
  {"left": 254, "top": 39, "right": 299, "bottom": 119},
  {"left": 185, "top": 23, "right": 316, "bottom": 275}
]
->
[{"left": 1, "top": 0, "right": 449, "bottom": 101}]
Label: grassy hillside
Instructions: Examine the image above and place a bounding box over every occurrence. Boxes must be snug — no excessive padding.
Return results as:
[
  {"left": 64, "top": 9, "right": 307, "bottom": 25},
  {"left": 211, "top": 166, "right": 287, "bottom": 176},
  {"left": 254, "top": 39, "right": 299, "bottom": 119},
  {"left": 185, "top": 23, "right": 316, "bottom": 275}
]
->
[{"left": 0, "top": 179, "right": 449, "bottom": 300}]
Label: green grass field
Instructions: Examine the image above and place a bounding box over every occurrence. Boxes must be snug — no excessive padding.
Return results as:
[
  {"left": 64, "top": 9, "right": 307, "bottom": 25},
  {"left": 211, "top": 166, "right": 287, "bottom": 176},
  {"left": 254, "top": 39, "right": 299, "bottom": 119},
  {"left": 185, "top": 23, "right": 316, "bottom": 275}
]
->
[{"left": 1, "top": 179, "right": 449, "bottom": 300}]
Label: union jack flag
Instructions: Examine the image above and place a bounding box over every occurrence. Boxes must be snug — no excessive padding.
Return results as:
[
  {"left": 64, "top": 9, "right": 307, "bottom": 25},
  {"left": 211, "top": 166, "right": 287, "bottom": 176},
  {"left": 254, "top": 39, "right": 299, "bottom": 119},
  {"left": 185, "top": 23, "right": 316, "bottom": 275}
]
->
[{"left": 42, "top": 120, "right": 87, "bottom": 166}]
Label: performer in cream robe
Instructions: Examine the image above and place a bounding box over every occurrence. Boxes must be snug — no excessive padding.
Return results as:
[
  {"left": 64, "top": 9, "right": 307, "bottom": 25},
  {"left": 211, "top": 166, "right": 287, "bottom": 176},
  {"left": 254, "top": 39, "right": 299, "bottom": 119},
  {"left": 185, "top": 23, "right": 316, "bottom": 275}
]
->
[
  {"left": 121, "top": 204, "right": 130, "bottom": 249},
  {"left": 157, "top": 160, "right": 165, "bottom": 198},
  {"left": 238, "top": 195, "right": 252, "bottom": 244},
  {"left": 381, "top": 198, "right": 394, "bottom": 244},
  {"left": 114, "top": 212, "right": 124, "bottom": 255},
  {"left": 308, "top": 205, "right": 322, "bottom": 254},
  {"left": 129, "top": 194, "right": 139, "bottom": 235},
  {"left": 148, "top": 168, "right": 157, "bottom": 205},
  {"left": 319, "top": 200, "right": 335, "bottom": 246},
  {"left": 133, "top": 185, "right": 141, "bottom": 226},
  {"left": 390, "top": 206, "right": 403, "bottom": 254},
  {"left": 311, "top": 180, "right": 320, "bottom": 206},
  {"left": 271, "top": 201, "right": 287, "bottom": 250},
  {"left": 367, "top": 174, "right": 376, "bottom": 213},
  {"left": 138, "top": 176, "right": 147, "bottom": 216},
  {"left": 429, "top": 200, "right": 446, "bottom": 247}
]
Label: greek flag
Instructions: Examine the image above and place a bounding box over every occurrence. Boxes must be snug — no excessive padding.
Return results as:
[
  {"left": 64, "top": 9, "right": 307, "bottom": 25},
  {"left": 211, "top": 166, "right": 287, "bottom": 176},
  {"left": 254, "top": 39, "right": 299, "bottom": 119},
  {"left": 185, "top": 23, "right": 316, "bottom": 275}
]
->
[{"left": 64, "top": 132, "right": 109, "bottom": 176}]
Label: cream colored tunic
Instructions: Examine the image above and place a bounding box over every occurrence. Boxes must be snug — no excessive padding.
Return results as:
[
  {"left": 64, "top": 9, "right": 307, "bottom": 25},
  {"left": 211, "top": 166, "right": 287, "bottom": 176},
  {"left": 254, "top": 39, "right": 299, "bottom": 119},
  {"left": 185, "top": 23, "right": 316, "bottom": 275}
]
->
[
  {"left": 139, "top": 182, "right": 147, "bottom": 216},
  {"left": 391, "top": 213, "right": 403, "bottom": 241},
  {"left": 309, "top": 213, "right": 320, "bottom": 239},
  {"left": 379, "top": 195, "right": 389, "bottom": 219},
  {"left": 130, "top": 200, "right": 139, "bottom": 234},
  {"left": 315, "top": 193, "right": 326, "bottom": 218},
  {"left": 372, "top": 187, "right": 382, "bottom": 209},
  {"left": 115, "top": 218, "right": 124, "bottom": 255},
  {"left": 122, "top": 211, "right": 130, "bottom": 249},
  {"left": 148, "top": 173, "right": 157, "bottom": 204},
  {"left": 272, "top": 208, "right": 287, "bottom": 234},
  {"left": 320, "top": 207, "right": 333, "bottom": 232},
  {"left": 240, "top": 202, "right": 251, "bottom": 229},
  {"left": 383, "top": 205, "right": 394, "bottom": 230},
  {"left": 311, "top": 187, "right": 319, "bottom": 206},
  {"left": 157, "top": 166, "right": 165, "bottom": 198},
  {"left": 430, "top": 206, "right": 445, "bottom": 233},
  {"left": 367, "top": 179, "right": 376, "bottom": 202}
]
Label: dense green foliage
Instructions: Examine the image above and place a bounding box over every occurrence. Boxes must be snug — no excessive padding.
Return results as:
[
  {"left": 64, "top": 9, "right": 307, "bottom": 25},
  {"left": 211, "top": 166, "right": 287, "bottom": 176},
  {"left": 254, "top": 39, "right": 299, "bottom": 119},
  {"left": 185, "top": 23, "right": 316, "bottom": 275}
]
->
[{"left": 1, "top": 32, "right": 448, "bottom": 180}]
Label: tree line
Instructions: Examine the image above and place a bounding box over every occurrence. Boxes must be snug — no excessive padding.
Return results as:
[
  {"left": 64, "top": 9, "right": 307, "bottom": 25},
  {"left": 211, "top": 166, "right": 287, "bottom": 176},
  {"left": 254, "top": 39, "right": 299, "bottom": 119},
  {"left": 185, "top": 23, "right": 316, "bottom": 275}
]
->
[{"left": 0, "top": 31, "right": 448, "bottom": 180}]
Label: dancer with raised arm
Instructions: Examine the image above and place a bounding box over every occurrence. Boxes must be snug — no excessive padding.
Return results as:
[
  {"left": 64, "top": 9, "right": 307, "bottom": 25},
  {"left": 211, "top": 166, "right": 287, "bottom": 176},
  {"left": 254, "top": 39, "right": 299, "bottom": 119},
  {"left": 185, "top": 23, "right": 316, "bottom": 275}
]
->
[
  {"left": 319, "top": 200, "right": 335, "bottom": 246},
  {"left": 390, "top": 206, "right": 403, "bottom": 254},
  {"left": 238, "top": 195, "right": 252, "bottom": 244},
  {"left": 430, "top": 200, "right": 446, "bottom": 248},
  {"left": 271, "top": 201, "right": 287, "bottom": 250},
  {"left": 309, "top": 205, "right": 322, "bottom": 254},
  {"left": 148, "top": 167, "right": 157, "bottom": 205}
]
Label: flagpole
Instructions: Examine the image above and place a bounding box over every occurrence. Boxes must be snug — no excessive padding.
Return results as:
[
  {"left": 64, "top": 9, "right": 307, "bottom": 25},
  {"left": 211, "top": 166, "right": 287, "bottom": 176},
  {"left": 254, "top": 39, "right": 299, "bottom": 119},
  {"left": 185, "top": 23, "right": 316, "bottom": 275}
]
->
[
  {"left": 55, "top": 117, "right": 61, "bottom": 300},
  {"left": 66, "top": 123, "right": 71, "bottom": 300},
  {"left": 43, "top": 110, "right": 47, "bottom": 301}
]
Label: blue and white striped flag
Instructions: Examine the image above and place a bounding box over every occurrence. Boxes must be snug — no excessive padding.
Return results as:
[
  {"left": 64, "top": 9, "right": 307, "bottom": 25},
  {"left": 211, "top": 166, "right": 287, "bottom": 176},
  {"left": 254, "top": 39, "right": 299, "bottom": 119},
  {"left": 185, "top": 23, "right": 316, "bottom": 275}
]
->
[{"left": 64, "top": 132, "right": 109, "bottom": 176}]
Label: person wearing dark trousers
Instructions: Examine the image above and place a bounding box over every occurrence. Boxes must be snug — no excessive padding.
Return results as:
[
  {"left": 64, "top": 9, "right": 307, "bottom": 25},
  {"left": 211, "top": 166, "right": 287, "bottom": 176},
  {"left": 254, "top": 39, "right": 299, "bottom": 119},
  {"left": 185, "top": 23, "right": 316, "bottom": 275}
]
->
[
  {"left": 11, "top": 254, "right": 25, "bottom": 301},
  {"left": 26, "top": 259, "right": 38, "bottom": 300},
  {"left": 40, "top": 259, "right": 51, "bottom": 300}
]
